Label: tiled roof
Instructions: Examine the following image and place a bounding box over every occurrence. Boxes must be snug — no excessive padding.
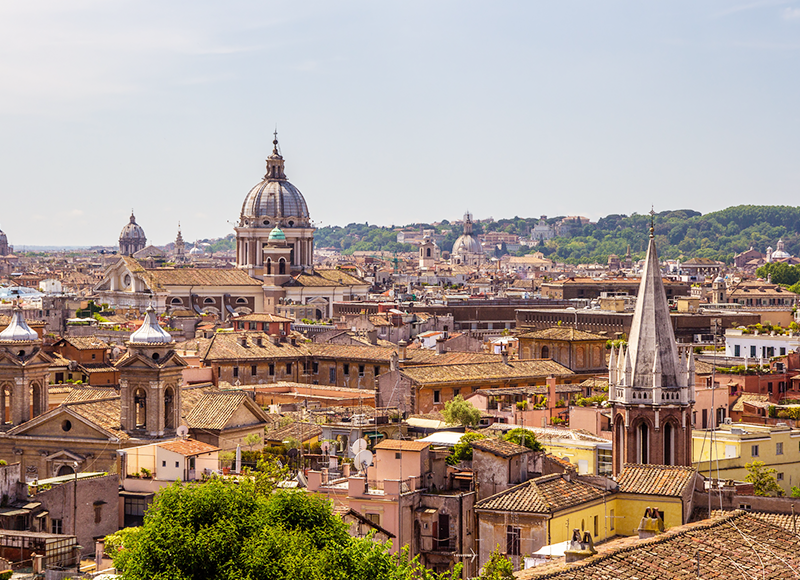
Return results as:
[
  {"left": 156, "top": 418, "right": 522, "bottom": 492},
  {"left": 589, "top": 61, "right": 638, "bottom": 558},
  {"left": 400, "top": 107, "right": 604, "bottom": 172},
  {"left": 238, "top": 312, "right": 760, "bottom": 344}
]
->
[
  {"left": 475, "top": 474, "right": 605, "bottom": 514},
  {"left": 709, "top": 509, "right": 800, "bottom": 533},
  {"left": 404, "top": 350, "right": 503, "bottom": 365},
  {"left": 67, "top": 398, "right": 128, "bottom": 441},
  {"left": 146, "top": 267, "right": 263, "bottom": 288},
  {"left": 234, "top": 313, "right": 293, "bottom": 323},
  {"left": 517, "top": 511, "right": 800, "bottom": 579},
  {"left": 286, "top": 269, "right": 368, "bottom": 288},
  {"left": 202, "top": 332, "right": 310, "bottom": 362},
  {"left": 374, "top": 440, "right": 431, "bottom": 452},
  {"left": 60, "top": 336, "right": 111, "bottom": 350},
  {"left": 400, "top": 360, "right": 573, "bottom": 386},
  {"left": 732, "top": 393, "right": 771, "bottom": 412},
  {"left": 577, "top": 377, "right": 609, "bottom": 389},
  {"left": 517, "top": 328, "right": 606, "bottom": 341},
  {"left": 181, "top": 384, "right": 218, "bottom": 414},
  {"left": 616, "top": 464, "right": 697, "bottom": 497},
  {"left": 265, "top": 422, "right": 322, "bottom": 443},
  {"left": 185, "top": 391, "right": 267, "bottom": 430},
  {"left": 471, "top": 438, "right": 530, "bottom": 458},
  {"left": 63, "top": 388, "right": 118, "bottom": 404},
  {"left": 157, "top": 438, "right": 219, "bottom": 456}
]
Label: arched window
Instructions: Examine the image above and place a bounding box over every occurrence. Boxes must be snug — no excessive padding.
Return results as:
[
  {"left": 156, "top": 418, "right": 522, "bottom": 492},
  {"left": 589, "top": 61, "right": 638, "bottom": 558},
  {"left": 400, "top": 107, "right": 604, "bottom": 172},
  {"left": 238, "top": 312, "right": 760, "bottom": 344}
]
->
[
  {"left": 134, "top": 388, "right": 147, "bottom": 429},
  {"left": 614, "top": 417, "right": 624, "bottom": 474},
  {"left": 164, "top": 386, "right": 175, "bottom": 430},
  {"left": 57, "top": 464, "right": 75, "bottom": 477},
  {"left": 637, "top": 422, "right": 649, "bottom": 464},
  {"left": 170, "top": 297, "right": 183, "bottom": 306},
  {"left": 30, "top": 382, "right": 43, "bottom": 418},
  {"left": 426, "top": 248, "right": 431, "bottom": 258},
  {"left": 236, "top": 297, "right": 248, "bottom": 305},
  {"left": 0, "top": 385, "right": 11, "bottom": 425},
  {"left": 664, "top": 422, "right": 674, "bottom": 465},
  {"left": 279, "top": 258, "right": 286, "bottom": 275},
  {"left": 203, "top": 297, "right": 215, "bottom": 305},
  {"left": 541, "top": 345, "right": 550, "bottom": 359},
  {"left": 266, "top": 258, "right": 272, "bottom": 275}
]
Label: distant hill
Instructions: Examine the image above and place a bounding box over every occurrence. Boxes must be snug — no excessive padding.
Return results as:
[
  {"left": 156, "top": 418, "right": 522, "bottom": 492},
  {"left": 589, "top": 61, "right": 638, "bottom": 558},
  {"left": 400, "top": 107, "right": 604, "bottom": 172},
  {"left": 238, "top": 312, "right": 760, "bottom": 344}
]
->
[{"left": 314, "top": 205, "right": 800, "bottom": 264}]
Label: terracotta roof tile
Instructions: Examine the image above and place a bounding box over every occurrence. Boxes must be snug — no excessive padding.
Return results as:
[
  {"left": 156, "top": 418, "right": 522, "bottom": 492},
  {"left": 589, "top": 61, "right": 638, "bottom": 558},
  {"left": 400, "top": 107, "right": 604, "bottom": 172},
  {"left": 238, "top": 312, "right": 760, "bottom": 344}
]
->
[
  {"left": 157, "top": 438, "right": 219, "bottom": 456},
  {"left": 400, "top": 360, "right": 573, "bottom": 386},
  {"left": 63, "top": 388, "right": 118, "bottom": 404},
  {"left": 471, "top": 438, "right": 530, "bottom": 458},
  {"left": 475, "top": 474, "right": 605, "bottom": 514},
  {"left": 185, "top": 391, "right": 267, "bottom": 430},
  {"left": 374, "top": 440, "right": 431, "bottom": 452},
  {"left": 616, "top": 463, "right": 697, "bottom": 496},
  {"left": 517, "top": 328, "right": 607, "bottom": 341},
  {"left": 264, "top": 421, "right": 322, "bottom": 443}
]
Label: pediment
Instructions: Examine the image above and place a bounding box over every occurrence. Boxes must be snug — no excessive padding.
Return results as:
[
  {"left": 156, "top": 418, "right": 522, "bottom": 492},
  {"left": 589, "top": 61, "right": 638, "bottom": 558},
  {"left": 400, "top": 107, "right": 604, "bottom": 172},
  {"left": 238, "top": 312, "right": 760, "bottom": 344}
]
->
[{"left": 8, "top": 407, "right": 118, "bottom": 441}]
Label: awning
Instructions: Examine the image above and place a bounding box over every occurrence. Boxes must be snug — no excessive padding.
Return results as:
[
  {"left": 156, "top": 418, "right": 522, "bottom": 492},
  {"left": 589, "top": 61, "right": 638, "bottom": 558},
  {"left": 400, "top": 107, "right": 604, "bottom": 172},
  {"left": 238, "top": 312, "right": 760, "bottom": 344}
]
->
[
  {"left": 366, "top": 433, "right": 384, "bottom": 439},
  {"left": 35, "top": 511, "right": 49, "bottom": 519}
]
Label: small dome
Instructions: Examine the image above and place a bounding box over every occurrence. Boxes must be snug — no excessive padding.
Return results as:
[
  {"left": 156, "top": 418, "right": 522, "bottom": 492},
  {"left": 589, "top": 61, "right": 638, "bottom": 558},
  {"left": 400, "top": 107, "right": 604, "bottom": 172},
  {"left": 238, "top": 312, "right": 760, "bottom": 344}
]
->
[
  {"left": 0, "top": 229, "right": 6, "bottom": 243},
  {"left": 268, "top": 226, "right": 286, "bottom": 241},
  {"left": 129, "top": 306, "right": 172, "bottom": 344},
  {"left": 0, "top": 308, "right": 38, "bottom": 342},
  {"left": 188, "top": 243, "right": 204, "bottom": 255},
  {"left": 714, "top": 276, "right": 724, "bottom": 284},
  {"left": 452, "top": 234, "right": 483, "bottom": 256},
  {"left": 120, "top": 212, "right": 146, "bottom": 240}
]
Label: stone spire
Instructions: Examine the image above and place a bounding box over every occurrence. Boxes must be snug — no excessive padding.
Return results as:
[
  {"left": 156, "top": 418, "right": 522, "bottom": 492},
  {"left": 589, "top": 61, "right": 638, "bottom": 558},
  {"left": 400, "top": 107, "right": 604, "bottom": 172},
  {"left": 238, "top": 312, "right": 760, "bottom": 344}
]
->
[
  {"left": 0, "top": 306, "right": 38, "bottom": 342},
  {"left": 625, "top": 235, "right": 681, "bottom": 388},
  {"left": 129, "top": 306, "right": 173, "bottom": 344}
]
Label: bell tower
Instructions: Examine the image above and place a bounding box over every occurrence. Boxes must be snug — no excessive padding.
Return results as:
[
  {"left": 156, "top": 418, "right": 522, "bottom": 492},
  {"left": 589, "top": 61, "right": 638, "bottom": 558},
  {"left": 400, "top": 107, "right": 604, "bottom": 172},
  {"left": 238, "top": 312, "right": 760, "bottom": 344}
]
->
[
  {"left": 609, "top": 216, "right": 695, "bottom": 475},
  {"left": 117, "top": 307, "right": 186, "bottom": 437},
  {"left": 0, "top": 308, "right": 50, "bottom": 426}
]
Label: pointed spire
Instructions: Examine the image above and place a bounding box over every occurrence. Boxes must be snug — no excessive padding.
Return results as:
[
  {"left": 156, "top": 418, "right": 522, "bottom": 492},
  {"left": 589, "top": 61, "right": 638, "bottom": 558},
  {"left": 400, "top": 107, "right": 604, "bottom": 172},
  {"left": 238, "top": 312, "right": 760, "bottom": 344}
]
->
[
  {"left": 129, "top": 306, "right": 172, "bottom": 344},
  {"left": 626, "top": 234, "right": 681, "bottom": 387},
  {"left": 130, "top": 210, "right": 137, "bottom": 224},
  {"left": 608, "top": 345, "right": 617, "bottom": 385},
  {"left": 265, "top": 130, "right": 286, "bottom": 180},
  {"left": 0, "top": 306, "right": 39, "bottom": 342},
  {"left": 624, "top": 346, "right": 632, "bottom": 386},
  {"left": 652, "top": 349, "right": 662, "bottom": 388}
]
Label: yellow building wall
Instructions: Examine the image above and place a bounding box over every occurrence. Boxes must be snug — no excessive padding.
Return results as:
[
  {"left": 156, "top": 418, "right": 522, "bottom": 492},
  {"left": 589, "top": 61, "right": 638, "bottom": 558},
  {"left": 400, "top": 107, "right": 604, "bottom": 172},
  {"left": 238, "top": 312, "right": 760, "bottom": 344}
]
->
[
  {"left": 541, "top": 442, "right": 600, "bottom": 475},
  {"left": 548, "top": 500, "right": 615, "bottom": 545},
  {"left": 612, "top": 495, "right": 683, "bottom": 537}
]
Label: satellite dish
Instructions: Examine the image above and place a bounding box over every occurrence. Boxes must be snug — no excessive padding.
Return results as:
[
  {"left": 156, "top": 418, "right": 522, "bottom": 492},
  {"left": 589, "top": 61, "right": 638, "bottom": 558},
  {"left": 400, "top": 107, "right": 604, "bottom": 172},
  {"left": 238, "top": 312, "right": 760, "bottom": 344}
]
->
[
  {"left": 176, "top": 425, "right": 189, "bottom": 438},
  {"left": 351, "top": 438, "right": 367, "bottom": 455},
  {"left": 353, "top": 450, "right": 373, "bottom": 473}
]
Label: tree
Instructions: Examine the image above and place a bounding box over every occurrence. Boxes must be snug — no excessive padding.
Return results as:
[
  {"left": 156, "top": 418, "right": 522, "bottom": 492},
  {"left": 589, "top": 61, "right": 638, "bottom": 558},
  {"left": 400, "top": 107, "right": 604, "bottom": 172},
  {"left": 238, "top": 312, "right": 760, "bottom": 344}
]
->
[
  {"left": 503, "top": 428, "right": 543, "bottom": 452},
  {"left": 791, "top": 486, "right": 800, "bottom": 498},
  {"left": 745, "top": 461, "right": 785, "bottom": 497},
  {"left": 244, "top": 432, "right": 262, "bottom": 451},
  {"left": 447, "top": 432, "right": 487, "bottom": 465},
  {"left": 478, "top": 548, "right": 515, "bottom": 580},
  {"left": 442, "top": 395, "right": 481, "bottom": 427}
]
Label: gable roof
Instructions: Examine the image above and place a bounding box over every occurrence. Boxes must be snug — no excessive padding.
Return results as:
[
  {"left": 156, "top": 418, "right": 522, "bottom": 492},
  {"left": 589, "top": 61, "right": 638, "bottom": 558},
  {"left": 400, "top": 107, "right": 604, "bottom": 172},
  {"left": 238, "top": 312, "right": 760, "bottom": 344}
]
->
[
  {"left": 475, "top": 473, "right": 605, "bottom": 514},
  {"left": 517, "top": 328, "right": 606, "bottom": 341},
  {"left": 399, "top": 360, "right": 573, "bottom": 386},
  {"left": 285, "top": 269, "right": 368, "bottom": 288},
  {"left": 616, "top": 463, "right": 697, "bottom": 496},
  {"left": 157, "top": 438, "right": 219, "bottom": 456},
  {"left": 185, "top": 391, "right": 270, "bottom": 431},
  {"left": 56, "top": 336, "right": 110, "bottom": 350},
  {"left": 471, "top": 438, "right": 530, "bottom": 458},
  {"left": 374, "top": 440, "right": 431, "bottom": 452}
]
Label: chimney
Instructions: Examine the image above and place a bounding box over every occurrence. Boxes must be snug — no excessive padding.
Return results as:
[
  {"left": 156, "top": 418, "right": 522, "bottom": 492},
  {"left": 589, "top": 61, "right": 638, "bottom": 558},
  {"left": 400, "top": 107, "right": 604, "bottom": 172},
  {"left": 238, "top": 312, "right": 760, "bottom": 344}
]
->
[
  {"left": 367, "top": 329, "right": 378, "bottom": 345},
  {"left": 398, "top": 340, "right": 408, "bottom": 361},
  {"left": 436, "top": 337, "right": 447, "bottom": 355},
  {"left": 501, "top": 346, "right": 509, "bottom": 365},
  {"left": 564, "top": 529, "right": 597, "bottom": 563},
  {"left": 636, "top": 507, "right": 665, "bottom": 539}
]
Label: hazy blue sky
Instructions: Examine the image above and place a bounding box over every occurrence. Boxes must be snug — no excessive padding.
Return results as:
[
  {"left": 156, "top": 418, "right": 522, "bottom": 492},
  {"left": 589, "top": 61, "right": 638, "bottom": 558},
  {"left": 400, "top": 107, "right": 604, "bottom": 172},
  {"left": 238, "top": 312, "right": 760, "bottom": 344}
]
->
[{"left": 2, "top": 1, "right": 799, "bottom": 247}]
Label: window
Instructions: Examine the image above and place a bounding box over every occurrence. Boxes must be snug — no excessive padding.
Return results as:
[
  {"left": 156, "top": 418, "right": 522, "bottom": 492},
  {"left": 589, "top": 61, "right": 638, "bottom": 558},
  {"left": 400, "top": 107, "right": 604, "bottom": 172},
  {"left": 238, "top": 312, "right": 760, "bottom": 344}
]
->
[
  {"left": 251, "top": 365, "right": 257, "bottom": 377},
  {"left": 593, "top": 515, "right": 598, "bottom": 537},
  {"left": 366, "top": 513, "right": 381, "bottom": 526},
  {"left": 162, "top": 460, "right": 166, "bottom": 467},
  {"left": 751, "top": 445, "right": 759, "bottom": 457},
  {"left": 433, "top": 390, "right": 441, "bottom": 404},
  {"left": 453, "top": 388, "right": 460, "bottom": 398},
  {"left": 374, "top": 365, "right": 380, "bottom": 377},
  {"left": 175, "top": 461, "right": 180, "bottom": 468},
  {"left": 739, "top": 503, "right": 751, "bottom": 510},
  {"left": 609, "top": 509, "right": 615, "bottom": 530},
  {"left": 734, "top": 345, "right": 741, "bottom": 357},
  {"left": 91, "top": 353, "right": 96, "bottom": 360},
  {"left": 286, "top": 362, "right": 292, "bottom": 375},
  {"left": 343, "top": 364, "right": 350, "bottom": 376},
  {"left": 597, "top": 448, "right": 612, "bottom": 476},
  {"left": 269, "top": 364, "right": 275, "bottom": 376},
  {"left": 781, "top": 347, "right": 787, "bottom": 356},
  {"left": 750, "top": 345, "right": 757, "bottom": 358},
  {"left": 232, "top": 366, "right": 239, "bottom": 378},
  {"left": 124, "top": 497, "right": 147, "bottom": 526},
  {"left": 329, "top": 368, "right": 336, "bottom": 383},
  {"left": 395, "top": 452, "right": 402, "bottom": 459},
  {"left": 777, "top": 442, "right": 784, "bottom": 455},
  {"left": 94, "top": 503, "right": 103, "bottom": 524},
  {"left": 506, "top": 526, "right": 521, "bottom": 556},
  {"left": 768, "top": 382, "right": 773, "bottom": 394},
  {"left": 777, "top": 472, "right": 784, "bottom": 481},
  {"left": 249, "top": 322, "right": 257, "bottom": 330},
  {"left": 52, "top": 519, "right": 63, "bottom": 534},
  {"left": 359, "top": 365, "right": 365, "bottom": 377}
]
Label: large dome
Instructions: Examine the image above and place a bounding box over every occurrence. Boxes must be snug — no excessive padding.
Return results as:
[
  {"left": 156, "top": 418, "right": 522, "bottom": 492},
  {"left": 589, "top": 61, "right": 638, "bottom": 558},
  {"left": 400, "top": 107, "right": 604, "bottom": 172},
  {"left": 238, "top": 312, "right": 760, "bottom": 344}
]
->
[
  {"left": 240, "top": 137, "right": 310, "bottom": 228},
  {"left": 120, "top": 212, "right": 146, "bottom": 240},
  {"left": 452, "top": 233, "right": 483, "bottom": 256}
]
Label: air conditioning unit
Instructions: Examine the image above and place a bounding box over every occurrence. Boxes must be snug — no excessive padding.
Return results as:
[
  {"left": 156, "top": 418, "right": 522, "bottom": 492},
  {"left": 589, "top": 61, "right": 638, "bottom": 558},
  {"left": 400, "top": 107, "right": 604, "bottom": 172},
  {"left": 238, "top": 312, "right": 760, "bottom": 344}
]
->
[{"left": 724, "top": 418, "right": 732, "bottom": 425}]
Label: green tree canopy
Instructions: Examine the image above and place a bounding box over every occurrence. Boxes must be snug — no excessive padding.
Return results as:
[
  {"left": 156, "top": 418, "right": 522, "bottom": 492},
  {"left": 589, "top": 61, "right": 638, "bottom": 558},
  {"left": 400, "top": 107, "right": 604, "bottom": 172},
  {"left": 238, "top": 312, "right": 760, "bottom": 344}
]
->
[
  {"left": 503, "top": 428, "right": 544, "bottom": 452},
  {"left": 478, "top": 548, "right": 515, "bottom": 580},
  {"left": 442, "top": 395, "right": 482, "bottom": 427},
  {"left": 447, "top": 432, "right": 487, "bottom": 465},
  {"left": 745, "top": 460, "right": 785, "bottom": 497}
]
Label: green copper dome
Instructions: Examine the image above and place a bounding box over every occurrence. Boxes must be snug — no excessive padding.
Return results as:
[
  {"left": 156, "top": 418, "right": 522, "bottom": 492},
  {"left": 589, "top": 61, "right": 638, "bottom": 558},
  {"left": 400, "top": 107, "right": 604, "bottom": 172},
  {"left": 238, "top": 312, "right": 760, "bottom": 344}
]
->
[{"left": 268, "top": 226, "right": 286, "bottom": 241}]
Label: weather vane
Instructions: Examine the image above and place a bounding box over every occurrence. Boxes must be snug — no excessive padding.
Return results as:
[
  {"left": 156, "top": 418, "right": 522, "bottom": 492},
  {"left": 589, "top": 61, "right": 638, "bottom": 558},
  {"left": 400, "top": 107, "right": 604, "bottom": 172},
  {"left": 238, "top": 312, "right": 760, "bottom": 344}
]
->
[{"left": 649, "top": 206, "right": 655, "bottom": 238}]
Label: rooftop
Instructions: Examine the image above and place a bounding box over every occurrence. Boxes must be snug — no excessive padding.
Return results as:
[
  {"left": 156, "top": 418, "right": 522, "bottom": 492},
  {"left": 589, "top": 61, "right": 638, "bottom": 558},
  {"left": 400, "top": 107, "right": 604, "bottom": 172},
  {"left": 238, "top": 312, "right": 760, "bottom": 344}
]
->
[
  {"left": 471, "top": 438, "right": 530, "bottom": 458},
  {"left": 475, "top": 473, "right": 605, "bottom": 514},
  {"left": 615, "top": 463, "right": 697, "bottom": 497}
]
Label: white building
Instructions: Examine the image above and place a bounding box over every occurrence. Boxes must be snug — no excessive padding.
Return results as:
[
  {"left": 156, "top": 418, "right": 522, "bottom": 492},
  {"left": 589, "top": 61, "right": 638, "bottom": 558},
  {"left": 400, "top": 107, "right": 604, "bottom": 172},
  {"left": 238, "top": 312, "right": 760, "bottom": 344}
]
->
[{"left": 724, "top": 328, "right": 800, "bottom": 360}]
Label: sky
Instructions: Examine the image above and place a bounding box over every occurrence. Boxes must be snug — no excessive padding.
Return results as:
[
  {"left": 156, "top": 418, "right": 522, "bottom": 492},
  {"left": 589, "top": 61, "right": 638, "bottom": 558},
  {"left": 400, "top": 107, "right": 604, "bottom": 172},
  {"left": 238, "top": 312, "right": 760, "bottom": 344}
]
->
[{"left": 1, "top": 1, "right": 800, "bottom": 247}]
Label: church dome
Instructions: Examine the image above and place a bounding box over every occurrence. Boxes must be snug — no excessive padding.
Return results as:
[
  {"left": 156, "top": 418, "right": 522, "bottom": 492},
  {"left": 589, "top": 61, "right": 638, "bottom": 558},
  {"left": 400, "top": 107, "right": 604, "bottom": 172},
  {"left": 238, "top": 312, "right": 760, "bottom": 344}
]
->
[
  {"left": 0, "top": 308, "right": 39, "bottom": 342},
  {"left": 239, "top": 136, "right": 310, "bottom": 228},
  {"left": 120, "top": 212, "right": 146, "bottom": 241},
  {"left": 772, "top": 239, "right": 791, "bottom": 260},
  {"left": 452, "top": 233, "right": 483, "bottom": 256}
]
